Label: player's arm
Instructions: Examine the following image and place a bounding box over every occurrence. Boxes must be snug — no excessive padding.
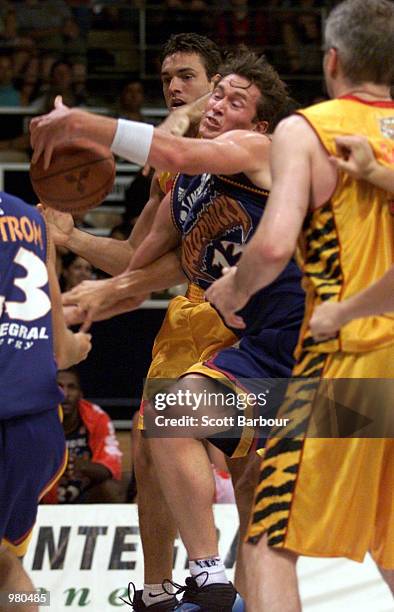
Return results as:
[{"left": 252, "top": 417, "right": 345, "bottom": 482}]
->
[
  {"left": 61, "top": 192, "right": 183, "bottom": 329},
  {"left": 330, "top": 135, "right": 394, "bottom": 192},
  {"left": 127, "top": 191, "right": 180, "bottom": 270},
  {"left": 30, "top": 97, "right": 268, "bottom": 176},
  {"left": 40, "top": 171, "right": 164, "bottom": 276},
  {"left": 47, "top": 232, "right": 92, "bottom": 367},
  {"left": 206, "top": 116, "right": 312, "bottom": 328},
  {"left": 310, "top": 265, "right": 394, "bottom": 340},
  {"left": 41, "top": 206, "right": 133, "bottom": 276}
]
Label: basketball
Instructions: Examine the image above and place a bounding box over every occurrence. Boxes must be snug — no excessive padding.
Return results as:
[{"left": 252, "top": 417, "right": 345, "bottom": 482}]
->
[{"left": 30, "top": 139, "right": 116, "bottom": 213}]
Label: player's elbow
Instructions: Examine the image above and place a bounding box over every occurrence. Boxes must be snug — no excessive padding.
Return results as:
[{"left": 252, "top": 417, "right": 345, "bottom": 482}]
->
[{"left": 259, "top": 240, "right": 295, "bottom": 264}]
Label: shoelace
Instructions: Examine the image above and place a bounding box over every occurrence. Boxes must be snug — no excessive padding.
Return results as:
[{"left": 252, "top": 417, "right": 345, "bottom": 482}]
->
[
  {"left": 119, "top": 582, "right": 138, "bottom": 607},
  {"left": 162, "top": 571, "right": 209, "bottom": 597},
  {"left": 119, "top": 581, "right": 176, "bottom": 609}
]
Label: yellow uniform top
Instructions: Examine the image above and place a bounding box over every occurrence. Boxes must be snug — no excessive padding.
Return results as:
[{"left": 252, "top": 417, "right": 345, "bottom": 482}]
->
[
  {"left": 158, "top": 170, "right": 176, "bottom": 195},
  {"left": 296, "top": 96, "right": 394, "bottom": 355}
]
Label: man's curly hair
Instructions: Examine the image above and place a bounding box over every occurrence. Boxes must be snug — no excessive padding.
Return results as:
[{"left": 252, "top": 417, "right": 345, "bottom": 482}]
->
[{"left": 219, "top": 48, "right": 291, "bottom": 131}]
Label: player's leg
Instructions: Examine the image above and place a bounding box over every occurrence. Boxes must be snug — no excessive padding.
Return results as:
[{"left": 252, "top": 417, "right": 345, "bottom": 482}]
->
[
  {"left": 371, "top": 435, "right": 394, "bottom": 596},
  {"left": 226, "top": 453, "right": 260, "bottom": 596},
  {"left": 146, "top": 375, "right": 238, "bottom": 609},
  {"left": 242, "top": 535, "right": 300, "bottom": 612},
  {"left": 0, "top": 410, "right": 66, "bottom": 612},
  {"left": 0, "top": 547, "right": 38, "bottom": 612},
  {"left": 134, "top": 431, "right": 178, "bottom": 608}
]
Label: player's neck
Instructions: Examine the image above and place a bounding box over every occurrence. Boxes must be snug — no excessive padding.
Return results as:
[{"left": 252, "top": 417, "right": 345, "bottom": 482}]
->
[{"left": 340, "top": 82, "right": 391, "bottom": 101}]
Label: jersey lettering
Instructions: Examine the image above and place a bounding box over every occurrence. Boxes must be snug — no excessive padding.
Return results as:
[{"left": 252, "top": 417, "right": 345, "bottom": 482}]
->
[{"left": 1, "top": 246, "right": 51, "bottom": 321}]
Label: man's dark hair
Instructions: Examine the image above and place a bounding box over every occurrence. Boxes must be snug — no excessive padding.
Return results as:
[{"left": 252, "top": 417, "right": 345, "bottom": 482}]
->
[
  {"left": 161, "top": 33, "right": 221, "bottom": 80},
  {"left": 325, "top": 0, "right": 394, "bottom": 85},
  {"left": 218, "top": 49, "right": 289, "bottom": 131},
  {"left": 50, "top": 59, "right": 73, "bottom": 78},
  {"left": 58, "top": 367, "right": 81, "bottom": 388}
]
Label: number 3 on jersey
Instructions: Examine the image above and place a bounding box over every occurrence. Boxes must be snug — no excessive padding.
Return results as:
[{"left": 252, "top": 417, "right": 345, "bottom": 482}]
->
[{"left": 0, "top": 246, "right": 51, "bottom": 321}]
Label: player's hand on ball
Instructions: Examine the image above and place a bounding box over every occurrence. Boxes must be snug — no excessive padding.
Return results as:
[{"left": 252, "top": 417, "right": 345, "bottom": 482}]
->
[
  {"left": 37, "top": 203, "right": 74, "bottom": 247},
  {"left": 330, "top": 135, "right": 376, "bottom": 180},
  {"left": 30, "top": 96, "right": 75, "bottom": 168},
  {"left": 205, "top": 266, "right": 247, "bottom": 329},
  {"left": 309, "top": 301, "right": 344, "bottom": 340}
]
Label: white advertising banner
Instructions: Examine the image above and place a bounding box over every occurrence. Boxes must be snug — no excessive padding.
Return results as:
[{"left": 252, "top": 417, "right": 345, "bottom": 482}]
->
[{"left": 23, "top": 505, "right": 393, "bottom": 611}]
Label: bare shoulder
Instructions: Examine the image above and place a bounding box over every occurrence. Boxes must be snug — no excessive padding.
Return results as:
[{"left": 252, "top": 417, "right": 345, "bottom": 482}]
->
[
  {"left": 216, "top": 130, "right": 270, "bottom": 159},
  {"left": 273, "top": 115, "right": 319, "bottom": 150}
]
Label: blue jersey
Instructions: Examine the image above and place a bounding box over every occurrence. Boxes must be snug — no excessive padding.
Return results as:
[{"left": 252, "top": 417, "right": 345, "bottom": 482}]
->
[
  {"left": 171, "top": 172, "right": 305, "bottom": 336},
  {"left": 0, "top": 192, "right": 63, "bottom": 419}
]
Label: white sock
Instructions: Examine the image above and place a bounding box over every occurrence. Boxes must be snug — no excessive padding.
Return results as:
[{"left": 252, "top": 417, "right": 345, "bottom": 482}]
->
[
  {"left": 142, "top": 583, "right": 174, "bottom": 607},
  {"left": 189, "top": 556, "right": 229, "bottom": 587}
]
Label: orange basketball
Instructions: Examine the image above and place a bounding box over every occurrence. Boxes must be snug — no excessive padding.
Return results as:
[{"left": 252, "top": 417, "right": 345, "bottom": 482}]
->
[{"left": 30, "top": 139, "right": 116, "bottom": 213}]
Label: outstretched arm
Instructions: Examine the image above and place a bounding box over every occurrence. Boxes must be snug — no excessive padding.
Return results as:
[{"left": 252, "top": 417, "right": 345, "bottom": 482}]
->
[
  {"left": 30, "top": 97, "right": 268, "bottom": 177},
  {"left": 61, "top": 192, "right": 183, "bottom": 329},
  {"left": 310, "top": 265, "right": 394, "bottom": 340}
]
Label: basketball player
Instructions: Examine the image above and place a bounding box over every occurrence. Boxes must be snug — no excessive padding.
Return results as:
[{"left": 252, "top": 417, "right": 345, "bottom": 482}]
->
[
  {"left": 36, "top": 35, "right": 249, "bottom": 611},
  {"left": 32, "top": 49, "right": 306, "bottom": 609},
  {"left": 0, "top": 192, "right": 91, "bottom": 612},
  {"left": 206, "top": 1, "right": 394, "bottom": 609},
  {"left": 39, "top": 33, "right": 222, "bottom": 321}
]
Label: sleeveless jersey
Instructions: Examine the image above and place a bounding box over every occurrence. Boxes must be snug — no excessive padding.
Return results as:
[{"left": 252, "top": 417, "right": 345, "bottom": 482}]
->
[
  {"left": 171, "top": 172, "right": 304, "bottom": 335},
  {"left": 0, "top": 192, "right": 63, "bottom": 419},
  {"left": 296, "top": 97, "right": 394, "bottom": 354}
]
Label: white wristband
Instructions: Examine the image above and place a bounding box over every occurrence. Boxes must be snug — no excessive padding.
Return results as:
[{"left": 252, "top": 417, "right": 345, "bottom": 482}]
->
[{"left": 111, "top": 118, "right": 154, "bottom": 166}]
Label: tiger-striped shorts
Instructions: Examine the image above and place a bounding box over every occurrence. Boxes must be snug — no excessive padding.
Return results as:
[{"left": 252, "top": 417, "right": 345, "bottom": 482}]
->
[{"left": 247, "top": 344, "right": 394, "bottom": 569}]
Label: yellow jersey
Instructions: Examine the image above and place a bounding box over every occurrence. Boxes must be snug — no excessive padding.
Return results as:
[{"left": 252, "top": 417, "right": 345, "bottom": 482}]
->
[
  {"left": 296, "top": 96, "right": 394, "bottom": 355},
  {"left": 158, "top": 170, "right": 176, "bottom": 195}
]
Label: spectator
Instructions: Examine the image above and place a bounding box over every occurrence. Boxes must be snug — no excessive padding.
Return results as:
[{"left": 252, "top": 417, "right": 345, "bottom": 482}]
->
[
  {"left": 14, "top": 0, "right": 72, "bottom": 83},
  {"left": 62, "top": 16, "right": 87, "bottom": 67},
  {"left": 0, "top": 7, "right": 37, "bottom": 80},
  {"left": 42, "top": 368, "right": 123, "bottom": 504},
  {"left": 66, "top": 0, "right": 92, "bottom": 38},
  {"left": 31, "top": 58, "right": 87, "bottom": 112},
  {"left": 0, "top": 51, "right": 31, "bottom": 161},
  {"left": 281, "top": 0, "right": 322, "bottom": 73},
  {"left": 116, "top": 79, "right": 145, "bottom": 122},
  {"left": 0, "top": 52, "right": 21, "bottom": 106},
  {"left": 60, "top": 251, "right": 94, "bottom": 291},
  {"left": 216, "top": 0, "right": 268, "bottom": 50}
]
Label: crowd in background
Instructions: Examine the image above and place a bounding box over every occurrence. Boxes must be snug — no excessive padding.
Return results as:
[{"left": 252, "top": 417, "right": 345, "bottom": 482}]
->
[{"left": 0, "top": 0, "right": 342, "bottom": 115}]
